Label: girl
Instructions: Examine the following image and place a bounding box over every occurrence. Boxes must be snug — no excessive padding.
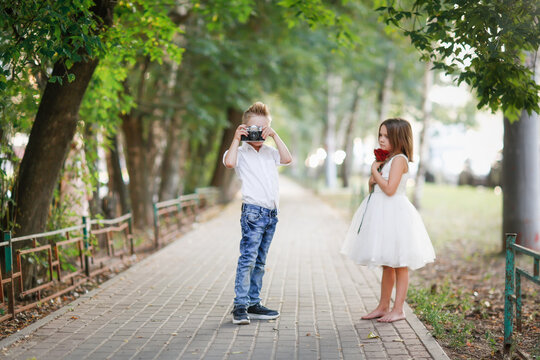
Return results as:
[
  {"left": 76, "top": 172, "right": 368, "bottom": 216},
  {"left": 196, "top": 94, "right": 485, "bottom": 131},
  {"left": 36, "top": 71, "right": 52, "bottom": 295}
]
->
[{"left": 341, "top": 118, "right": 435, "bottom": 323}]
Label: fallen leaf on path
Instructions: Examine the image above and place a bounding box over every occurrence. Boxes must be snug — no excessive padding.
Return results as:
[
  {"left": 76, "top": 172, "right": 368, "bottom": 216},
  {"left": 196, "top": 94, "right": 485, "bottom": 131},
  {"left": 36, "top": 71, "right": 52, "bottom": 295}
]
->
[{"left": 367, "top": 332, "right": 379, "bottom": 339}]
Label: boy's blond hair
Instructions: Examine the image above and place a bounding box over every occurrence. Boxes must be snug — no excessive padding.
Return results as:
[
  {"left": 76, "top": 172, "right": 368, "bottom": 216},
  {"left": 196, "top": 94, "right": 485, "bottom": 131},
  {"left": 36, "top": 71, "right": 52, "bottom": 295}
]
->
[{"left": 242, "top": 102, "right": 272, "bottom": 124}]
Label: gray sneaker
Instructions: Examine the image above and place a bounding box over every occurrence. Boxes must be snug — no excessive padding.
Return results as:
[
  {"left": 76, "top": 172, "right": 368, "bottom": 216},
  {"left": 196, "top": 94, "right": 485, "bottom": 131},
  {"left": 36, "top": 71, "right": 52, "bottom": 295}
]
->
[
  {"left": 232, "top": 306, "right": 250, "bottom": 325},
  {"left": 247, "top": 303, "right": 280, "bottom": 320}
]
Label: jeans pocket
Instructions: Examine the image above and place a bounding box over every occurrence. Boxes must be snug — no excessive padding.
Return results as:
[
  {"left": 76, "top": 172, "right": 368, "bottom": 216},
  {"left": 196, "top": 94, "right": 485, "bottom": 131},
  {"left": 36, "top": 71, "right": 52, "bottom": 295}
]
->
[{"left": 245, "top": 211, "right": 261, "bottom": 223}]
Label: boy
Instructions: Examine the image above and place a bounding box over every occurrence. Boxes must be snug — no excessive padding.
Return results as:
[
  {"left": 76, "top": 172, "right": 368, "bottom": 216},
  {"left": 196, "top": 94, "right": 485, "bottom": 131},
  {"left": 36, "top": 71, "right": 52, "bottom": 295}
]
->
[{"left": 223, "top": 102, "right": 292, "bottom": 325}]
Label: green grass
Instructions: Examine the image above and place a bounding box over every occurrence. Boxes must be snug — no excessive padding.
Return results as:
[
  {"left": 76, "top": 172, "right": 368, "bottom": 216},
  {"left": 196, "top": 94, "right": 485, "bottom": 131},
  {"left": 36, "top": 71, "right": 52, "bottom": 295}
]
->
[
  {"left": 407, "top": 281, "right": 475, "bottom": 348},
  {"left": 417, "top": 183, "right": 502, "bottom": 252}
]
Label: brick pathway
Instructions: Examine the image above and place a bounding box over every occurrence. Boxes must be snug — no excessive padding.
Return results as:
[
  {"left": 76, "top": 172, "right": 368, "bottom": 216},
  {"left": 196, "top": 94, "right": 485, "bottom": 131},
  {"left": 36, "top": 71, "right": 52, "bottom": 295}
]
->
[{"left": 0, "top": 178, "right": 449, "bottom": 360}]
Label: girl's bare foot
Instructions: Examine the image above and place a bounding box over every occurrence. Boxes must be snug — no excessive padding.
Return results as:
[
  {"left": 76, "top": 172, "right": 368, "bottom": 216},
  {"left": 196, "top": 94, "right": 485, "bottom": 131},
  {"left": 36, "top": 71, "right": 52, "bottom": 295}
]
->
[
  {"left": 377, "top": 310, "right": 406, "bottom": 323},
  {"left": 361, "top": 308, "right": 389, "bottom": 320}
]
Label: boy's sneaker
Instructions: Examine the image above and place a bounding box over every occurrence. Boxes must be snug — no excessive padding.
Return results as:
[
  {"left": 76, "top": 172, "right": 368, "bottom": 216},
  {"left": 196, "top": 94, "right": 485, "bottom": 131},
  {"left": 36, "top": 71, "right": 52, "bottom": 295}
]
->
[
  {"left": 232, "top": 306, "right": 250, "bottom": 325},
  {"left": 247, "top": 303, "right": 280, "bottom": 320}
]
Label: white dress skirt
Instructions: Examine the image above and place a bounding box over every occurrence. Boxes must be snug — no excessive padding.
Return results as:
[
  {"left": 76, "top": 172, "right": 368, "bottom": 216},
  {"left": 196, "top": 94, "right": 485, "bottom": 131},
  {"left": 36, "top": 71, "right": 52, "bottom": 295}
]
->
[{"left": 341, "top": 154, "right": 435, "bottom": 270}]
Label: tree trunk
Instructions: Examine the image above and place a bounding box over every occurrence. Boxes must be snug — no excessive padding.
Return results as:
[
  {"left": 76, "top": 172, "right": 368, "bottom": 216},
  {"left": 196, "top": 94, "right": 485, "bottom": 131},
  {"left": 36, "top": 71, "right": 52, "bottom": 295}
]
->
[
  {"left": 58, "top": 136, "right": 90, "bottom": 222},
  {"left": 84, "top": 122, "right": 103, "bottom": 217},
  {"left": 14, "top": 63, "right": 98, "bottom": 236},
  {"left": 210, "top": 107, "right": 243, "bottom": 202},
  {"left": 121, "top": 113, "right": 154, "bottom": 229},
  {"left": 502, "top": 51, "right": 540, "bottom": 251},
  {"left": 105, "top": 134, "right": 129, "bottom": 217},
  {"left": 340, "top": 86, "right": 363, "bottom": 188},
  {"left": 120, "top": 56, "right": 160, "bottom": 230},
  {"left": 413, "top": 61, "right": 434, "bottom": 209},
  {"left": 159, "top": 115, "right": 183, "bottom": 201},
  {"left": 378, "top": 58, "right": 395, "bottom": 123},
  {"left": 186, "top": 130, "right": 219, "bottom": 193},
  {"left": 158, "top": 60, "right": 183, "bottom": 201},
  {"left": 502, "top": 113, "right": 540, "bottom": 250},
  {"left": 325, "top": 73, "right": 342, "bottom": 189}
]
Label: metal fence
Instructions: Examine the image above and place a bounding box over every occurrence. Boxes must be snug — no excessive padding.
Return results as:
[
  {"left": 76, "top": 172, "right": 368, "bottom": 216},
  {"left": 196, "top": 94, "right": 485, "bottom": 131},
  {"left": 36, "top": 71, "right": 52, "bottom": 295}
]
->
[
  {"left": 153, "top": 187, "right": 220, "bottom": 249},
  {"left": 503, "top": 232, "right": 540, "bottom": 355},
  {"left": 0, "top": 187, "right": 220, "bottom": 323}
]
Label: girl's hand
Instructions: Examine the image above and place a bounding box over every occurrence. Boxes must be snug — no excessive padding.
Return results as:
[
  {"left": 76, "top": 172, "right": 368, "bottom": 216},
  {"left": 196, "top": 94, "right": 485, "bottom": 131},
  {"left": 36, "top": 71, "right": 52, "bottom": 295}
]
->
[
  {"left": 234, "top": 124, "right": 248, "bottom": 141},
  {"left": 371, "top": 161, "right": 383, "bottom": 174},
  {"left": 262, "top": 126, "right": 276, "bottom": 139},
  {"left": 368, "top": 175, "right": 376, "bottom": 192}
]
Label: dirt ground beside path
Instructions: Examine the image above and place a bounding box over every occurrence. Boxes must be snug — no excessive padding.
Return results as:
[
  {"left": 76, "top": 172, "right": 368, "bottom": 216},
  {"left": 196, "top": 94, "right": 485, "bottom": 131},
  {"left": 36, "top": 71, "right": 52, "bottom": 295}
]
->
[{"left": 413, "top": 238, "right": 539, "bottom": 360}]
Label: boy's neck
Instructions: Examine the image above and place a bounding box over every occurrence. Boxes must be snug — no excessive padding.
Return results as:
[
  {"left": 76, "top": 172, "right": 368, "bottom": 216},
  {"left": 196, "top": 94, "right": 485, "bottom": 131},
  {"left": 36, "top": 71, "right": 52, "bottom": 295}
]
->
[{"left": 248, "top": 142, "right": 262, "bottom": 152}]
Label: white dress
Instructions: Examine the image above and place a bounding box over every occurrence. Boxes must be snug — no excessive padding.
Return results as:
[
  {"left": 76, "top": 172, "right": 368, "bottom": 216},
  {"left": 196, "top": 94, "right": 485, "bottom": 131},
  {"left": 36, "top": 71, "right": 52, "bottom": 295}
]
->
[{"left": 341, "top": 154, "right": 435, "bottom": 270}]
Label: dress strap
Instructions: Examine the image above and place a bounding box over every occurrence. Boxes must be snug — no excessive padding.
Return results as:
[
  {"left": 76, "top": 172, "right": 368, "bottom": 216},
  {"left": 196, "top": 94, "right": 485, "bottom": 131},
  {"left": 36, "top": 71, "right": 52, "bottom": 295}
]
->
[
  {"left": 389, "top": 153, "right": 409, "bottom": 172},
  {"left": 391, "top": 153, "right": 409, "bottom": 161}
]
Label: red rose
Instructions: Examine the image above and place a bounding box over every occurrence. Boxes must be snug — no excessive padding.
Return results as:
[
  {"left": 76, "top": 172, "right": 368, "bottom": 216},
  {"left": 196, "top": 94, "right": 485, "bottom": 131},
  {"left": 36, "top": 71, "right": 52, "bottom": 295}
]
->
[{"left": 374, "top": 148, "right": 390, "bottom": 162}]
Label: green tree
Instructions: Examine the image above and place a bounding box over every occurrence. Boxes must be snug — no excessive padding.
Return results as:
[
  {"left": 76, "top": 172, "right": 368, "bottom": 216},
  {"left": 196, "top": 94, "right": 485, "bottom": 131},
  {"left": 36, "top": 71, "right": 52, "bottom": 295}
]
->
[
  {"left": 1, "top": 0, "right": 116, "bottom": 236},
  {"left": 0, "top": 0, "right": 183, "bottom": 235},
  {"left": 379, "top": 0, "right": 540, "bottom": 249},
  {"left": 377, "top": 0, "right": 539, "bottom": 119}
]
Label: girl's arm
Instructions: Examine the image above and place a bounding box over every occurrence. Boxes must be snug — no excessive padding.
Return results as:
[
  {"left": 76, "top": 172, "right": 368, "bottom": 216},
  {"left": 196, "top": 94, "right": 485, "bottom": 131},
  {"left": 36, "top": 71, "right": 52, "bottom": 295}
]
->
[{"left": 371, "top": 157, "right": 408, "bottom": 196}]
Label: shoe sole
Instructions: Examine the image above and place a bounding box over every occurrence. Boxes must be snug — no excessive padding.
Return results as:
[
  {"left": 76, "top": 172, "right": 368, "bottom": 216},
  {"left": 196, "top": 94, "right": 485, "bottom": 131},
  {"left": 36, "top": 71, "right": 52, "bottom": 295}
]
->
[
  {"left": 232, "top": 318, "right": 250, "bottom": 325},
  {"left": 247, "top": 313, "right": 280, "bottom": 320}
]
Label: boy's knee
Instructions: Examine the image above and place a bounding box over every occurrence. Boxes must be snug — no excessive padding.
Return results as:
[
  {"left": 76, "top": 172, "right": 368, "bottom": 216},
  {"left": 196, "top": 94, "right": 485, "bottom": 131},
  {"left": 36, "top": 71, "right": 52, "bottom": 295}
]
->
[{"left": 239, "top": 253, "right": 257, "bottom": 267}]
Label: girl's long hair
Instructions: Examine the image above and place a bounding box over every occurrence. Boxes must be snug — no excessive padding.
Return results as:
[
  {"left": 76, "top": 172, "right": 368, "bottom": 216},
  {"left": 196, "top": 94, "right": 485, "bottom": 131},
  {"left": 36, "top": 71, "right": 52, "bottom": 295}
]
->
[{"left": 380, "top": 118, "right": 413, "bottom": 161}]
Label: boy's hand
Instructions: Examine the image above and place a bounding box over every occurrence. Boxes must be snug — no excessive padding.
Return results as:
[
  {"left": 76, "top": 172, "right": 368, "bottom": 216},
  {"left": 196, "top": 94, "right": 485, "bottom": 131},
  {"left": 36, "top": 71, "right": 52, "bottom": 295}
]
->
[
  {"left": 262, "top": 126, "right": 276, "bottom": 139},
  {"left": 234, "top": 125, "right": 248, "bottom": 142}
]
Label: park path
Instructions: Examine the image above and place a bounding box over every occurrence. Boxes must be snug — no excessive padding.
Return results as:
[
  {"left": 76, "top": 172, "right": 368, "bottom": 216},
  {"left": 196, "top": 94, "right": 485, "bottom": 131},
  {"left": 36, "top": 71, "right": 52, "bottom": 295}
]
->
[{"left": 0, "top": 178, "right": 449, "bottom": 360}]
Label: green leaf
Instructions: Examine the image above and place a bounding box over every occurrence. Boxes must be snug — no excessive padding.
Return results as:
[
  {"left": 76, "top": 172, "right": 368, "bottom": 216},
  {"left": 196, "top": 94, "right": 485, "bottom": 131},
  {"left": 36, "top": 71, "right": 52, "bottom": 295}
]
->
[{"left": 503, "top": 107, "right": 521, "bottom": 123}]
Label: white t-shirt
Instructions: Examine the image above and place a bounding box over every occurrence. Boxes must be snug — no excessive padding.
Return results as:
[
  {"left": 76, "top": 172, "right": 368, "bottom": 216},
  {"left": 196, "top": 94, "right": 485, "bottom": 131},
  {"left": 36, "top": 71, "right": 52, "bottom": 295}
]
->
[{"left": 223, "top": 143, "right": 287, "bottom": 210}]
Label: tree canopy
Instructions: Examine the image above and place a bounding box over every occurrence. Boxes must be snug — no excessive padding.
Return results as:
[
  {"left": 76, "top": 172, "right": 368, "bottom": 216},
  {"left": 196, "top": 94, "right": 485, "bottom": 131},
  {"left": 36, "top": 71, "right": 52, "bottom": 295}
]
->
[{"left": 377, "top": 0, "right": 540, "bottom": 121}]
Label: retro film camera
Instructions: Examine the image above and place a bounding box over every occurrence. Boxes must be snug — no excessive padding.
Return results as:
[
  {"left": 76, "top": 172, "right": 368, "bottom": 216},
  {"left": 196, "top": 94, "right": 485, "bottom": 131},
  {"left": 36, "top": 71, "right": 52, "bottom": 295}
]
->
[{"left": 241, "top": 125, "right": 264, "bottom": 142}]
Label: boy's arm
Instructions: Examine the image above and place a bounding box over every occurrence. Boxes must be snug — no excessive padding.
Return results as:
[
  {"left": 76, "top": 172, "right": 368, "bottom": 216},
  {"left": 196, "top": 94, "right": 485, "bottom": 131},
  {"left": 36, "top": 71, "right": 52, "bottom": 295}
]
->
[
  {"left": 263, "top": 126, "right": 292, "bottom": 165},
  {"left": 272, "top": 133, "right": 293, "bottom": 165},
  {"left": 224, "top": 125, "right": 248, "bottom": 168}
]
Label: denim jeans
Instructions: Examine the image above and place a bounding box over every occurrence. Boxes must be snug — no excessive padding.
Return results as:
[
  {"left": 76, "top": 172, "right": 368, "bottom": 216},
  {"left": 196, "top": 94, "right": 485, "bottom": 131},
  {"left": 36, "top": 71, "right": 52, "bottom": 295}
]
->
[{"left": 234, "top": 203, "right": 278, "bottom": 308}]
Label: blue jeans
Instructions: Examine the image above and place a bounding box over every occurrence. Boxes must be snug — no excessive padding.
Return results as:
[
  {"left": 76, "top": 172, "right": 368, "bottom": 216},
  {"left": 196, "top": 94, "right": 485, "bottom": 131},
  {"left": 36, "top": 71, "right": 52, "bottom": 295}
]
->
[{"left": 234, "top": 203, "right": 278, "bottom": 308}]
